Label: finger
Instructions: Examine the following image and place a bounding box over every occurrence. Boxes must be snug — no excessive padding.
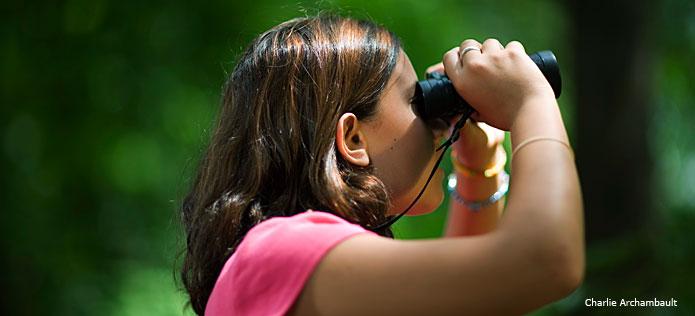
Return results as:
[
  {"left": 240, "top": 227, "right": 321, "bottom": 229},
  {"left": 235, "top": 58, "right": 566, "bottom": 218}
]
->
[
  {"left": 505, "top": 40, "right": 526, "bottom": 54},
  {"left": 442, "top": 46, "right": 462, "bottom": 75},
  {"left": 425, "top": 62, "right": 445, "bottom": 76},
  {"left": 482, "top": 38, "right": 504, "bottom": 53},
  {"left": 459, "top": 39, "right": 482, "bottom": 51},
  {"left": 458, "top": 39, "right": 483, "bottom": 62}
]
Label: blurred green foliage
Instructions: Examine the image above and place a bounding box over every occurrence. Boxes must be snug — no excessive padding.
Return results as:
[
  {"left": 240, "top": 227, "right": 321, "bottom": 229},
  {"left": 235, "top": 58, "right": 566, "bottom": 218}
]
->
[{"left": 1, "top": 0, "right": 693, "bottom": 315}]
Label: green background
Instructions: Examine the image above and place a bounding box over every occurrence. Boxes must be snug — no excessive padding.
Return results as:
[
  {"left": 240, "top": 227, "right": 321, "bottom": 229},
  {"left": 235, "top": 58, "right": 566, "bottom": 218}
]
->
[{"left": 2, "top": 0, "right": 693, "bottom": 315}]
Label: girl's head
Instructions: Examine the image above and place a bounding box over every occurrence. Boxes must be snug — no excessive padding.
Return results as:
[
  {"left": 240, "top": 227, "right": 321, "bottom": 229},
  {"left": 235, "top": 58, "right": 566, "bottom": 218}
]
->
[{"left": 181, "top": 15, "right": 444, "bottom": 314}]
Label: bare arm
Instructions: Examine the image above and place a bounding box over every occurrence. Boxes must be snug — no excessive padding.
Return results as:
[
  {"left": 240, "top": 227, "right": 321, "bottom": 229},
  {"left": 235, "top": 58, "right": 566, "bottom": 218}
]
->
[
  {"left": 290, "top": 39, "right": 584, "bottom": 316},
  {"left": 444, "top": 169, "right": 505, "bottom": 236}
]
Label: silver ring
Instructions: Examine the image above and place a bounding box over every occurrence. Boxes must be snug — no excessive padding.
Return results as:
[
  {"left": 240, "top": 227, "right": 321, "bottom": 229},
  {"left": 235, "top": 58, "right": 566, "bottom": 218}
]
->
[{"left": 460, "top": 46, "right": 481, "bottom": 58}]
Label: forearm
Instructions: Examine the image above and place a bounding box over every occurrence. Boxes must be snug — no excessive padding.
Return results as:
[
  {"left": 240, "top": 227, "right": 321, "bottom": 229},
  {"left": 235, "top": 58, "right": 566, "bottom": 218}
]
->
[
  {"left": 444, "top": 172, "right": 504, "bottom": 237},
  {"left": 500, "top": 97, "right": 585, "bottom": 288}
]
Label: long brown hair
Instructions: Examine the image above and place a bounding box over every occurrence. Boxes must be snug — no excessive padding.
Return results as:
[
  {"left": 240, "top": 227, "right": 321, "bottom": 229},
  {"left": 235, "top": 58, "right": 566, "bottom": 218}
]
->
[{"left": 180, "top": 15, "right": 401, "bottom": 314}]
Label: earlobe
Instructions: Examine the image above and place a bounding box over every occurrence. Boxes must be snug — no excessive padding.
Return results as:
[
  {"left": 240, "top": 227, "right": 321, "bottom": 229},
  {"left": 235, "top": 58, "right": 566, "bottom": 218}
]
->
[{"left": 336, "top": 113, "right": 370, "bottom": 167}]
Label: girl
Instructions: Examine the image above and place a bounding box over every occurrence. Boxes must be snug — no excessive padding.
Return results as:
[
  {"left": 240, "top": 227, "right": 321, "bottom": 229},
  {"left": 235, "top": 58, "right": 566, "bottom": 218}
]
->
[{"left": 181, "top": 15, "right": 584, "bottom": 315}]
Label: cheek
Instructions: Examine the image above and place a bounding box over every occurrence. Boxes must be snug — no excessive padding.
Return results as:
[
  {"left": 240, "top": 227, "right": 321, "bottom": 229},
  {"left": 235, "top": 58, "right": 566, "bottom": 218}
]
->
[
  {"left": 369, "top": 117, "right": 435, "bottom": 200},
  {"left": 400, "top": 122, "right": 435, "bottom": 177}
]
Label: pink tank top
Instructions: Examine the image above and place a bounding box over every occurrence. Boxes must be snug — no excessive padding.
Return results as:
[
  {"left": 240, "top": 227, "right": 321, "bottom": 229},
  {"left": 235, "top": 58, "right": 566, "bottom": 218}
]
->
[{"left": 205, "top": 210, "right": 376, "bottom": 315}]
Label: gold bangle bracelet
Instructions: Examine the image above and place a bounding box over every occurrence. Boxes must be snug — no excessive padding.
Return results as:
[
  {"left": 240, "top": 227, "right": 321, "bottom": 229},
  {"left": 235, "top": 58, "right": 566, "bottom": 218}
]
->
[{"left": 451, "top": 146, "right": 507, "bottom": 178}]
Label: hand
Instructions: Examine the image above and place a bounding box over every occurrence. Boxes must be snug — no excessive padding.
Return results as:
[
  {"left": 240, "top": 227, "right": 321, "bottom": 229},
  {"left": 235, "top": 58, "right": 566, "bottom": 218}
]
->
[
  {"left": 425, "top": 62, "right": 505, "bottom": 170},
  {"left": 442, "top": 39, "right": 556, "bottom": 131}
]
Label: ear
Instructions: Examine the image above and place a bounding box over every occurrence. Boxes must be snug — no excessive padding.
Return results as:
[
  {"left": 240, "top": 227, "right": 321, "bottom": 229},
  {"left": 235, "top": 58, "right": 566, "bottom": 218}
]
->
[{"left": 335, "top": 113, "right": 370, "bottom": 167}]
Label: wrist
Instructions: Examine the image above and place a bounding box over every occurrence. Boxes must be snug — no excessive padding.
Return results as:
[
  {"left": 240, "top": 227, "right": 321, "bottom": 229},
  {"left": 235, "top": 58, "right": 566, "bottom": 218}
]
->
[
  {"left": 455, "top": 170, "right": 504, "bottom": 199},
  {"left": 448, "top": 171, "right": 509, "bottom": 211},
  {"left": 510, "top": 95, "right": 558, "bottom": 133},
  {"left": 452, "top": 145, "right": 506, "bottom": 178}
]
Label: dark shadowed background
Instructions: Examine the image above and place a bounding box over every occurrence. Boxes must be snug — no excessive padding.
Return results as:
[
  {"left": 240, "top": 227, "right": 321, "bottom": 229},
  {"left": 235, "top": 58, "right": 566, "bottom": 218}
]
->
[{"left": 2, "top": 0, "right": 693, "bottom": 315}]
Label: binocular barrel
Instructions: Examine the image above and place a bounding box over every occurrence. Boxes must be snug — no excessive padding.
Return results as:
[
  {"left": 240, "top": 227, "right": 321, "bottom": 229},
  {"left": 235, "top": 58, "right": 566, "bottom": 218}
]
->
[{"left": 414, "top": 50, "right": 562, "bottom": 121}]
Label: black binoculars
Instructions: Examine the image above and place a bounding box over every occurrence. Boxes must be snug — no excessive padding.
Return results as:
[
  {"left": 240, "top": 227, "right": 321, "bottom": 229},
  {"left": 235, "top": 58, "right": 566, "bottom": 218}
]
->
[{"left": 414, "top": 50, "right": 562, "bottom": 121}]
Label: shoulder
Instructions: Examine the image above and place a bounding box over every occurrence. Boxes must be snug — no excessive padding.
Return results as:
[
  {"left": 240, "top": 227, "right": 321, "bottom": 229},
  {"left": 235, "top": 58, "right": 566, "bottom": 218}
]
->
[
  {"left": 231, "top": 211, "right": 375, "bottom": 269},
  {"left": 244, "top": 210, "right": 371, "bottom": 246},
  {"left": 205, "top": 210, "right": 376, "bottom": 316}
]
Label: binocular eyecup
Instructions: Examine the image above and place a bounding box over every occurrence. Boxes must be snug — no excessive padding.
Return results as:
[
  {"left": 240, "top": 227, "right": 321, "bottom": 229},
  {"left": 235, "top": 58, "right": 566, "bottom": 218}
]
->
[{"left": 414, "top": 50, "right": 562, "bottom": 122}]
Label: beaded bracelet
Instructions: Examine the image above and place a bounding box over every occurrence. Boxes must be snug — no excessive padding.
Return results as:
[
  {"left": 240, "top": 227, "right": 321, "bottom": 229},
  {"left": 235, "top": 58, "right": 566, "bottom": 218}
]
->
[{"left": 447, "top": 171, "right": 510, "bottom": 212}]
